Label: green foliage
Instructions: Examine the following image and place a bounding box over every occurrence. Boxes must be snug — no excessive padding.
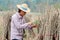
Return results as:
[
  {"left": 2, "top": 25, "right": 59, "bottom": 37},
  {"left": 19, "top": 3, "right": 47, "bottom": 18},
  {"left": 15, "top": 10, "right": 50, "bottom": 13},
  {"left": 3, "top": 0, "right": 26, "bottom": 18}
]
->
[
  {"left": 33, "top": 20, "right": 40, "bottom": 25},
  {"left": 0, "top": 0, "right": 60, "bottom": 11},
  {"left": 54, "top": 3, "right": 60, "bottom": 9}
]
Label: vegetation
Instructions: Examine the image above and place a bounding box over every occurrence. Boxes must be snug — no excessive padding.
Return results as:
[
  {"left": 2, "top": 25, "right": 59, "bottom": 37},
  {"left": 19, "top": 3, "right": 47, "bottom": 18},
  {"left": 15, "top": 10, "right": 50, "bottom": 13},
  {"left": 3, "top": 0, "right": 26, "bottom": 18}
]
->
[
  {"left": 0, "top": 0, "right": 60, "bottom": 40},
  {"left": 0, "top": 6, "right": 60, "bottom": 40}
]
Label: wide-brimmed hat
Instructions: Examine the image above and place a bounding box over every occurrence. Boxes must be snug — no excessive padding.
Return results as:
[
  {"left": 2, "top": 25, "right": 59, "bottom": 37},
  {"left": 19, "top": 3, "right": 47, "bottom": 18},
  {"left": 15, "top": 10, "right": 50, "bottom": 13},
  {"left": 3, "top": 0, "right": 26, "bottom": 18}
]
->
[{"left": 17, "top": 4, "right": 30, "bottom": 13}]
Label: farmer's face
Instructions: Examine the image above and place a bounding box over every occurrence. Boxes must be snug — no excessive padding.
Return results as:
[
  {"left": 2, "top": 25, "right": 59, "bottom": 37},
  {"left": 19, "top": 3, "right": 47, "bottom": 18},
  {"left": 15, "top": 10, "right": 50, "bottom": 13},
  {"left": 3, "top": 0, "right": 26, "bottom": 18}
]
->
[{"left": 20, "top": 10, "right": 26, "bottom": 16}]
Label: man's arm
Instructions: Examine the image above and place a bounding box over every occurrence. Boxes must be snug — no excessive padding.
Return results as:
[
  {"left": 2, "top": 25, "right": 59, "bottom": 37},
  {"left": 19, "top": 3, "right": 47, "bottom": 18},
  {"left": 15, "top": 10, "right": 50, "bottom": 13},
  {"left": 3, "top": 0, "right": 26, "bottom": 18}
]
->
[{"left": 11, "top": 16, "right": 32, "bottom": 29}]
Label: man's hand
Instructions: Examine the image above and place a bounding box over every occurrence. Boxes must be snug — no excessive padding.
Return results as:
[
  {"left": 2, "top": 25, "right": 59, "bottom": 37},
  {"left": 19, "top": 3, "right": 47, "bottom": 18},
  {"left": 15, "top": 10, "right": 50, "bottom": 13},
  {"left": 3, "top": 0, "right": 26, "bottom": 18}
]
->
[
  {"left": 27, "top": 22, "right": 37, "bottom": 28},
  {"left": 31, "top": 24, "right": 38, "bottom": 28}
]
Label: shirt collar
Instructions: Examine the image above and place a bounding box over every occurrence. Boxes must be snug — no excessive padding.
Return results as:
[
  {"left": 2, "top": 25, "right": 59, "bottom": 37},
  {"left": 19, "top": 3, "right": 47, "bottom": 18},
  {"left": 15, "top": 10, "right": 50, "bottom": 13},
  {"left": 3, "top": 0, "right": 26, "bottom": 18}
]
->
[{"left": 16, "top": 12, "right": 23, "bottom": 19}]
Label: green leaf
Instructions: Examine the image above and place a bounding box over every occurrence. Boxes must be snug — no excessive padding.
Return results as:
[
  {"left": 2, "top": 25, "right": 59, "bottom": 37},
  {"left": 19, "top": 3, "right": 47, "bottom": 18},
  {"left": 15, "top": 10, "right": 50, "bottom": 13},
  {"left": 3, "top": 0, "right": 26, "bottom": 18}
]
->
[{"left": 33, "top": 20, "right": 40, "bottom": 25}]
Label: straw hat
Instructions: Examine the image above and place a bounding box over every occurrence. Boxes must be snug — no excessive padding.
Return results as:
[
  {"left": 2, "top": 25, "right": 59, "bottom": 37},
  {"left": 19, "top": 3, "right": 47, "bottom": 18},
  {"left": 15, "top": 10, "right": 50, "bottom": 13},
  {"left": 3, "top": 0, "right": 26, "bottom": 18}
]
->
[{"left": 17, "top": 4, "right": 30, "bottom": 13}]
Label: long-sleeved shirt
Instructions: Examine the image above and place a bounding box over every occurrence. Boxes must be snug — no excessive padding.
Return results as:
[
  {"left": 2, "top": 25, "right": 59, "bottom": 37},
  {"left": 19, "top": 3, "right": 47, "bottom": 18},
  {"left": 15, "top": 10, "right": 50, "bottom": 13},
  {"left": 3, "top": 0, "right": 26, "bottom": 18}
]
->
[{"left": 11, "top": 12, "right": 32, "bottom": 40}]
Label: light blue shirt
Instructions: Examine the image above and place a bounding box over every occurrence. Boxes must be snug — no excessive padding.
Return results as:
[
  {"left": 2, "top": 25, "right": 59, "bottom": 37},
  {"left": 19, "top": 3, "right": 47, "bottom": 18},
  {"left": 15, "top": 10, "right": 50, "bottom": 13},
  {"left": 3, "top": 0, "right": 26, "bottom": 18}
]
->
[{"left": 11, "top": 12, "right": 31, "bottom": 40}]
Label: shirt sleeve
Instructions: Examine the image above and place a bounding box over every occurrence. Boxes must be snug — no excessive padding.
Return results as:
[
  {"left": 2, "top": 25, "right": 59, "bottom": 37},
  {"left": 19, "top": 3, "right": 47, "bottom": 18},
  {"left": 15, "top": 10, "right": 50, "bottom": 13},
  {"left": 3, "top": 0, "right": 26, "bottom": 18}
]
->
[
  {"left": 23, "top": 18, "right": 32, "bottom": 29},
  {"left": 11, "top": 16, "right": 32, "bottom": 29}
]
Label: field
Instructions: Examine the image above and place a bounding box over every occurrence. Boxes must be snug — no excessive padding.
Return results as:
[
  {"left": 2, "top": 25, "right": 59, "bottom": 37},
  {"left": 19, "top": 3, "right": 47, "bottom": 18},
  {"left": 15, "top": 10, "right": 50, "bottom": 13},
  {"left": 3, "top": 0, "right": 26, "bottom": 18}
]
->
[{"left": 0, "top": 7, "right": 60, "bottom": 40}]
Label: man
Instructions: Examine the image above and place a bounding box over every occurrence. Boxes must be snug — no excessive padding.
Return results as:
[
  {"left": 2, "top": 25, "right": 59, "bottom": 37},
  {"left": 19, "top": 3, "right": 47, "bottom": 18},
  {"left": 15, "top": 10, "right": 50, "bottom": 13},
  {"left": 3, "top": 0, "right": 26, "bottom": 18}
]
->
[{"left": 11, "top": 4, "right": 36, "bottom": 40}]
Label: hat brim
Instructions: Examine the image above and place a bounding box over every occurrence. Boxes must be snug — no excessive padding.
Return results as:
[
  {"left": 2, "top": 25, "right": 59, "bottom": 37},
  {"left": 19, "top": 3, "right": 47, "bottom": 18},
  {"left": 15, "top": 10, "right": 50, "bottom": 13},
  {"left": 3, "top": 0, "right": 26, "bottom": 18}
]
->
[{"left": 17, "top": 5, "right": 30, "bottom": 13}]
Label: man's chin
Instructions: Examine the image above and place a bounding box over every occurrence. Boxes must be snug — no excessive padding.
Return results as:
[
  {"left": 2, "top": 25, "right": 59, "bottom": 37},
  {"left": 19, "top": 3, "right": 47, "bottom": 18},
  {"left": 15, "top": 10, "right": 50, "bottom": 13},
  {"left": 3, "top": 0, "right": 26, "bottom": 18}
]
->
[
  {"left": 23, "top": 15, "right": 25, "bottom": 16},
  {"left": 22, "top": 15, "right": 25, "bottom": 17}
]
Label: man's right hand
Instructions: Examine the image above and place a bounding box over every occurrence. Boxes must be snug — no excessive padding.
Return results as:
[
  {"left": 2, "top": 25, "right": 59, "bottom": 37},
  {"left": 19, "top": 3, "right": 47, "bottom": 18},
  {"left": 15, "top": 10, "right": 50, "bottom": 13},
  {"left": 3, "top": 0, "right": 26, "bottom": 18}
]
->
[
  {"left": 28, "top": 22, "right": 32, "bottom": 25},
  {"left": 28, "top": 22, "right": 38, "bottom": 28}
]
